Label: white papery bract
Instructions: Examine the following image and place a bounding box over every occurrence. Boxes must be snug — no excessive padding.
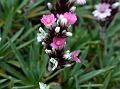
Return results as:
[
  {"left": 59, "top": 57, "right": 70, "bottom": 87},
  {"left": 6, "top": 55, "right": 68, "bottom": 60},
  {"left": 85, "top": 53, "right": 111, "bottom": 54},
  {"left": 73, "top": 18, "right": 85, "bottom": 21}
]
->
[
  {"left": 50, "top": 58, "right": 58, "bottom": 71},
  {"left": 47, "top": 2, "right": 52, "bottom": 10},
  {"left": 37, "top": 27, "right": 47, "bottom": 42},
  {"left": 45, "top": 49, "right": 52, "bottom": 54},
  {"left": 61, "top": 18, "right": 68, "bottom": 26},
  {"left": 58, "top": 15, "right": 68, "bottom": 26},
  {"left": 63, "top": 50, "right": 71, "bottom": 60},
  {"left": 55, "top": 27, "right": 60, "bottom": 33},
  {"left": 70, "top": 6, "right": 76, "bottom": 12},
  {"left": 66, "top": 32, "right": 73, "bottom": 36},
  {"left": 39, "top": 82, "right": 49, "bottom": 89},
  {"left": 112, "top": 2, "right": 120, "bottom": 9}
]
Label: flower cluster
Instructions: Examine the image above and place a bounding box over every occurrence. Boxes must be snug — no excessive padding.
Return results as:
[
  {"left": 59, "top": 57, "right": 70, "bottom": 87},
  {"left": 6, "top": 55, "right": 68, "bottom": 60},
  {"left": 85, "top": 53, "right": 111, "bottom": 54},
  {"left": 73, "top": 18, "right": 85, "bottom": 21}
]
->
[
  {"left": 37, "top": 0, "right": 86, "bottom": 71},
  {"left": 93, "top": 0, "right": 119, "bottom": 23}
]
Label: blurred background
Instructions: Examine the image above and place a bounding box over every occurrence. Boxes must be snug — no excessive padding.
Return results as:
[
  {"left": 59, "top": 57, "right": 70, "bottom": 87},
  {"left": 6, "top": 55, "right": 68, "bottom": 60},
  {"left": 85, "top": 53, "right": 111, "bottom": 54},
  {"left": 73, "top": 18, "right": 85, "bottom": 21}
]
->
[{"left": 0, "top": 0, "right": 120, "bottom": 89}]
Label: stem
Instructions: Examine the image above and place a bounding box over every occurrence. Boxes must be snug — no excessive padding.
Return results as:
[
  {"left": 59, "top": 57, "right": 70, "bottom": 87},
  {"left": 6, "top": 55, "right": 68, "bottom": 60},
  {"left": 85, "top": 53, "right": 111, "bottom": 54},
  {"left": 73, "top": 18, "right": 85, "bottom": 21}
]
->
[
  {"left": 44, "top": 69, "right": 64, "bottom": 82},
  {"left": 99, "top": 26, "right": 108, "bottom": 68},
  {"left": 99, "top": 26, "right": 108, "bottom": 55},
  {"left": 45, "top": 0, "right": 48, "bottom": 10}
]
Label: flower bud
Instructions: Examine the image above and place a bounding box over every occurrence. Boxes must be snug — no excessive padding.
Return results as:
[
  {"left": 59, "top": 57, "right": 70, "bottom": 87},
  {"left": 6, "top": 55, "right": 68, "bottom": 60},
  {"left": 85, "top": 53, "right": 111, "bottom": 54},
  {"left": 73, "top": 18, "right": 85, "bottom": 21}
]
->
[
  {"left": 55, "top": 27, "right": 60, "bottom": 33},
  {"left": 45, "top": 49, "right": 52, "bottom": 53},
  {"left": 64, "top": 64, "right": 72, "bottom": 67},
  {"left": 47, "top": 2, "right": 52, "bottom": 10},
  {"left": 112, "top": 2, "right": 120, "bottom": 9},
  {"left": 62, "top": 30, "right": 66, "bottom": 33},
  {"left": 39, "top": 27, "right": 45, "bottom": 33},
  {"left": 70, "top": 6, "right": 76, "bottom": 12},
  {"left": 59, "top": 15, "right": 64, "bottom": 20},
  {"left": 60, "top": 18, "right": 67, "bottom": 26},
  {"left": 66, "top": 32, "right": 73, "bottom": 36},
  {"left": 50, "top": 58, "right": 58, "bottom": 70},
  {"left": 42, "top": 42, "right": 45, "bottom": 45}
]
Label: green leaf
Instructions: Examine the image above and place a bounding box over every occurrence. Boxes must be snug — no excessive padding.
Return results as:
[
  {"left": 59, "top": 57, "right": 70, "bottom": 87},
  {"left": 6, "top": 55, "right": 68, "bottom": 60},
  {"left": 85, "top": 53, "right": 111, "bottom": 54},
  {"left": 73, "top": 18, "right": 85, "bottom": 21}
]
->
[
  {"left": 78, "top": 65, "right": 115, "bottom": 83},
  {"left": 101, "top": 71, "right": 112, "bottom": 89}
]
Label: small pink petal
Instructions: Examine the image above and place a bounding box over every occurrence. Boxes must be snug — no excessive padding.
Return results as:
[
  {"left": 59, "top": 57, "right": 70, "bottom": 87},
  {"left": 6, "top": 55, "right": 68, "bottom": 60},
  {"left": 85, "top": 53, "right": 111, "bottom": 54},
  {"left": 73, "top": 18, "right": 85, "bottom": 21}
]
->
[{"left": 71, "top": 50, "right": 81, "bottom": 63}]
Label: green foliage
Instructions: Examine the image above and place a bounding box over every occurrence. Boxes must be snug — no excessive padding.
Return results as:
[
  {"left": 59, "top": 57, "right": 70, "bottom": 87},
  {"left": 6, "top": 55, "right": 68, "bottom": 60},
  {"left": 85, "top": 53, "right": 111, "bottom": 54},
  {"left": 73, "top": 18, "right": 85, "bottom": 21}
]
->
[{"left": 0, "top": 0, "right": 120, "bottom": 89}]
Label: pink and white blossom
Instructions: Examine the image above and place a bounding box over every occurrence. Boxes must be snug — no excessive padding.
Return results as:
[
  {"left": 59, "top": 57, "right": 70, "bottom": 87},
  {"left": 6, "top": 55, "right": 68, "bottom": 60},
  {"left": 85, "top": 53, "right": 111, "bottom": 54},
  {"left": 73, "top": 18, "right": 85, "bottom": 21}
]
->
[
  {"left": 93, "top": 3, "right": 112, "bottom": 21},
  {"left": 50, "top": 37, "right": 66, "bottom": 49},
  {"left": 41, "top": 14, "right": 56, "bottom": 28},
  {"left": 71, "top": 50, "right": 81, "bottom": 62},
  {"left": 57, "top": 14, "right": 68, "bottom": 26},
  {"left": 63, "top": 12, "right": 77, "bottom": 25}
]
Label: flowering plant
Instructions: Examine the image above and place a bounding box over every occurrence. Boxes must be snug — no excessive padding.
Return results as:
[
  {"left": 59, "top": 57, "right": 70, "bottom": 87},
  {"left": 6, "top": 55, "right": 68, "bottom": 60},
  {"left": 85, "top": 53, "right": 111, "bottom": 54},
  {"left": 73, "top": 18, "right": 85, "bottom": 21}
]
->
[
  {"left": 1, "top": 0, "right": 120, "bottom": 89},
  {"left": 37, "top": 0, "right": 86, "bottom": 71}
]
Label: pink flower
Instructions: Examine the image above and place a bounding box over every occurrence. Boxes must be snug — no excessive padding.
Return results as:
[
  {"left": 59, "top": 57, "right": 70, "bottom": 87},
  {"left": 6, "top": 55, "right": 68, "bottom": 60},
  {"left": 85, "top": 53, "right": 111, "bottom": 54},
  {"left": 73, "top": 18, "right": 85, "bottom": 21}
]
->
[
  {"left": 93, "top": 3, "right": 112, "bottom": 21},
  {"left": 50, "top": 37, "right": 66, "bottom": 49},
  {"left": 63, "top": 12, "right": 77, "bottom": 25},
  {"left": 76, "top": 0, "right": 86, "bottom": 5},
  {"left": 41, "top": 14, "right": 56, "bottom": 28},
  {"left": 71, "top": 50, "right": 80, "bottom": 62}
]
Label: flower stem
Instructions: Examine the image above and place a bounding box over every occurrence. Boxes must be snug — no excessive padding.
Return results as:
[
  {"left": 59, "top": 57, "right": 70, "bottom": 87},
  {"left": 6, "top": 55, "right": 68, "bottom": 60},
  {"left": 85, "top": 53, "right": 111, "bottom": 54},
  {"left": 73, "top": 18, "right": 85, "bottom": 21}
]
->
[
  {"left": 99, "top": 26, "right": 108, "bottom": 55},
  {"left": 99, "top": 25, "right": 108, "bottom": 68}
]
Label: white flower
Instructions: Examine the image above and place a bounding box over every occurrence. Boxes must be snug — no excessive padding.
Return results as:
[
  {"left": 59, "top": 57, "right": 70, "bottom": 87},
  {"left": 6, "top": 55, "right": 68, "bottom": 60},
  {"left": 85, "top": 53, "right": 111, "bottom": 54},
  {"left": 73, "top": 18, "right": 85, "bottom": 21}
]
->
[
  {"left": 49, "top": 58, "right": 58, "bottom": 71},
  {"left": 66, "top": 32, "right": 73, "bottom": 36},
  {"left": 112, "top": 2, "right": 120, "bottom": 9},
  {"left": 39, "top": 82, "right": 49, "bottom": 89},
  {"left": 55, "top": 27, "right": 60, "bottom": 33},
  {"left": 93, "top": 3, "right": 112, "bottom": 21},
  {"left": 76, "top": 0, "right": 86, "bottom": 5},
  {"left": 63, "top": 50, "right": 71, "bottom": 60},
  {"left": 37, "top": 27, "right": 47, "bottom": 42}
]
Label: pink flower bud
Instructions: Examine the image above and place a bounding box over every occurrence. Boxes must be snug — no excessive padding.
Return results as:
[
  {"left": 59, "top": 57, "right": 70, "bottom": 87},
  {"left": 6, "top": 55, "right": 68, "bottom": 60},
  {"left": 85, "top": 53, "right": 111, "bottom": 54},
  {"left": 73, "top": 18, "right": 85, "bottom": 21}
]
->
[
  {"left": 41, "top": 14, "right": 56, "bottom": 28},
  {"left": 63, "top": 12, "right": 77, "bottom": 25},
  {"left": 71, "top": 50, "right": 81, "bottom": 62},
  {"left": 50, "top": 37, "right": 66, "bottom": 49}
]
